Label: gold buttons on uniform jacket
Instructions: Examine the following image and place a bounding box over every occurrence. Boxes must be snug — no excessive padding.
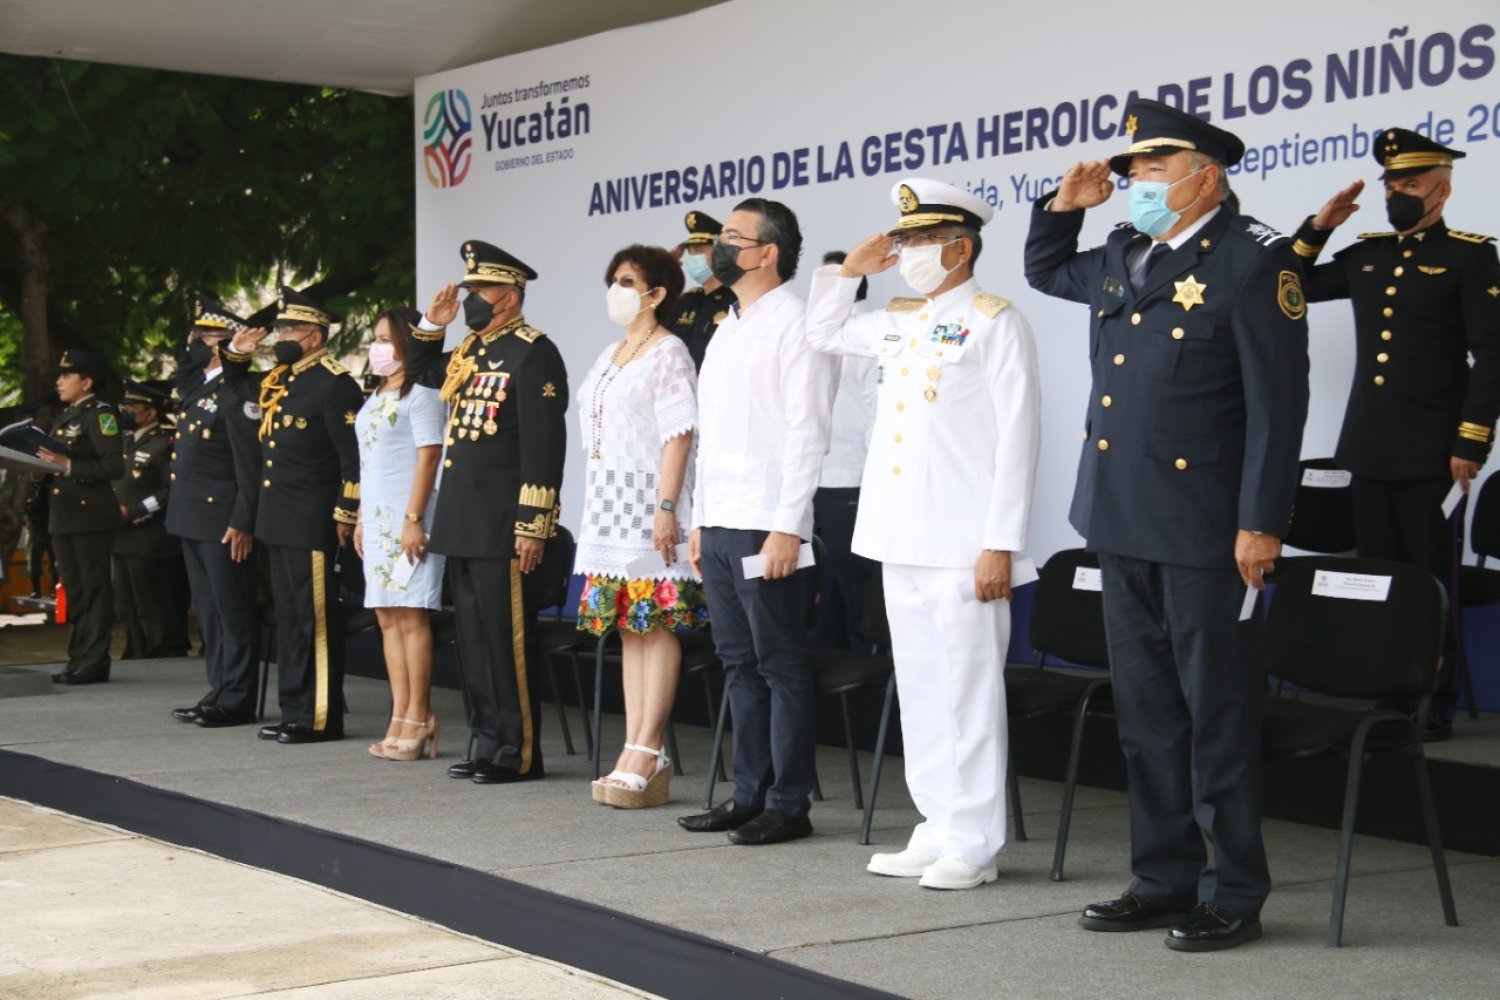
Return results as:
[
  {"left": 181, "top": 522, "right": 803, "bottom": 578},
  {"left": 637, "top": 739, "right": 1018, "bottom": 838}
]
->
[
  {"left": 1377, "top": 353, "right": 1389, "bottom": 363},
  {"left": 269, "top": 440, "right": 277, "bottom": 448},
  {"left": 170, "top": 473, "right": 176, "bottom": 481},
  {"left": 894, "top": 433, "right": 902, "bottom": 443},
  {"left": 1131, "top": 313, "right": 1142, "bottom": 326},
  {"left": 1175, "top": 458, "right": 1188, "bottom": 470},
  {"left": 1381, "top": 330, "right": 1393, "bottom": 341},
  {"left": 1403, "top": 249, "right": 1413, "bottom": 258},
  {"left": 1374, "top": 375, "right": 1386, "bottom": 386},
  {"left": 909, "top": 338, "right": 918, "bottom": 348},
  {"left": 900, "top": 367, "right": 909, "bottom": 377},
  {"left": 1383, "top": 307, "right": 1394, "bottom": 317},
  {"left": 1394, "top": 266, "right": 1404, "bottom": 277},
  {"left": 1097, "top": 439, "right": 1110, "bottom": 451},
  {"left": 206, "top": 497, "right": 214, "bottom": 503},
  {"left": 444, "top": 459, "right": 453, "bottom": 468},
  {"left": 171, "top": 452, "right": 177, "bottom": 460},
  {"left": 1113, "top": 353, "right": 1126, "bottom": 365},
  {"left": 896, "top": 402, "right": 906, "bottom": 412},
  {"left": 263, "top": 479, "right": 272, "bottom": 487},
  {"left": 1385, "top": 286, "right": 1397, "bottom": 296},
  {"left": 1171, "top": 327, "right": 1185, "bottom": 340},
  {"left": 1097, "top": 308, "right": 1104, "bottom": 317},
  {"left": 1101, "top": 395, "right": 1113, "bottom": 407},
  {"left": 892, "top": 465, "right": 901, "bottom": 475}
]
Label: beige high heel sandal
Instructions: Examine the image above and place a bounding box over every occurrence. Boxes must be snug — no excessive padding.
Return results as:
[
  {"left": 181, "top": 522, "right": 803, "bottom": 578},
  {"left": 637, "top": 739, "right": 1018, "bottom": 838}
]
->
[
  {"left": 368, "top": 717, "right": 401, "bottom": 759},
  {"left": 385, "top": 714, "right": 440, "bottom": 761},
  {"left": 595, "top": 743, "right": 671, "bottom": 809}
]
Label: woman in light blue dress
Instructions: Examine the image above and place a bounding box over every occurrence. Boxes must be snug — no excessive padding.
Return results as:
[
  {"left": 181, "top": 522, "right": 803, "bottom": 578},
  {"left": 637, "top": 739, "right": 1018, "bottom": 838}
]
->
[{"left": 354, "top": 306, "right": 446, "bottom": 762}]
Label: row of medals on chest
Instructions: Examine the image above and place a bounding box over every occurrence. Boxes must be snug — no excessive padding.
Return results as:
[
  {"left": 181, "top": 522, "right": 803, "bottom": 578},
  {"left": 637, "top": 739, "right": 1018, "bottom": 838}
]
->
[{"left": 452, "top": 372, "right": 507, "bottom": 442}]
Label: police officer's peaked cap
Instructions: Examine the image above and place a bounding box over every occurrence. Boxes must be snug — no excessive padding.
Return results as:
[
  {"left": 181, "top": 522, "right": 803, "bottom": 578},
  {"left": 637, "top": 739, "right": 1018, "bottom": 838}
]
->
[
  {"left": 192, "top": 292, "right": 247, "bottom": 333},
  {"left": 274, "top": 286, "right": 339, "bottom": 328},
  {"left": 1376, "top": 127, "right": 1466, "bottom": 179},
  {"left": 459, "top": 240, "right": 538, "bottom": 289},
  {"left": 681, "top": 211, "right": 723, "bottom": 247},
  {"left": 1109, "top": 99, "right": 1246, "bottom": 176},
  {"left": 888, "top": 178, "right": 994, "bottom": 235}
]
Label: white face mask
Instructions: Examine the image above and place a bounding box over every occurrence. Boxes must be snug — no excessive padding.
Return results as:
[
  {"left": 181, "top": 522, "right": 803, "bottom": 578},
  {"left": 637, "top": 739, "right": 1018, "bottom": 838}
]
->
[
  {"left": 606, "top": 282, "right": 648, "bottom": 326},
  {"left": 898, "top": 244, "right": 956, "bottom": 295}
]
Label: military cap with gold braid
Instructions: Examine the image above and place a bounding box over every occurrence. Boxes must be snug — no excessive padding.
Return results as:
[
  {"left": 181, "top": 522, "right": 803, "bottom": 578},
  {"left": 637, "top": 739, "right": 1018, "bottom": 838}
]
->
[
  {"left": 1108, "top": 98, "right": 1246, "bottom": 176},
  {"left": 273, "top": 285, "right": 338, "bottom": 329},
  {"left": 122, "top": 381, "right": 170, "bottom": 410},
  {"left": 191, "top": 292, "right": 246, "bottom": 333},
  {"left": 888, "top": 178, "right": 994, "bottom": 234},
  {"left": 1377, "top": 127, "right": 1465, "bottom": 179},
  {"left": 680, "top": 210, "right": 723, "bottom": 247},
  {"left": 58, "top": 348, "right": 110, "bottom": 380},
  {"left": 460, "top": 239, "right": 538, "bottom": 289}
]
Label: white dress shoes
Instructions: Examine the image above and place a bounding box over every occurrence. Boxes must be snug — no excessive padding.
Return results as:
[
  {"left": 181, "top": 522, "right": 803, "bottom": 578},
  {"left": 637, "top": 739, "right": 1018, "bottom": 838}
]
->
[
  {"left": 918, "top": 856, "right": 998, "bottom": 890},
  {"left": 867, "top": 848, "right": 940, "bottom": 877}
]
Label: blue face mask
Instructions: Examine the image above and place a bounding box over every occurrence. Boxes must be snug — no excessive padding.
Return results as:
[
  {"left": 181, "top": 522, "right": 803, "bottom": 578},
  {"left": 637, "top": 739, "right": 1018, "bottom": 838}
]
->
[
  {"left": 683, "top": 251, "right": 714, "bottom": 286},
  {"left": 1128, "top": 167, "right": 1204, "bottom": 238}
]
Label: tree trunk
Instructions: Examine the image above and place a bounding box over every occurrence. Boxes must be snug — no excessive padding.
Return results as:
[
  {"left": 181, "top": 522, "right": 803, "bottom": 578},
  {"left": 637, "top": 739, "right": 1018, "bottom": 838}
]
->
[{"left": 0, "top": 196, "right": 51, "bottom": 403}]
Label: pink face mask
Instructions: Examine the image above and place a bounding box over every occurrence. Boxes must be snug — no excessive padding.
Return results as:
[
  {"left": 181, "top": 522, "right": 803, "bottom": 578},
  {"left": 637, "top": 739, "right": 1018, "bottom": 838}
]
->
[{"left": 368, "top": 342, "right": 400, "bottom": 376}]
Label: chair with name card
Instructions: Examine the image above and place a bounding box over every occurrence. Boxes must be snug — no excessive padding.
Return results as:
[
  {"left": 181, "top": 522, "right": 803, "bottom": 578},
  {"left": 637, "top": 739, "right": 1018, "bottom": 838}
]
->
[
  {"left": 1280, "top": 458, "right": 1358, "bottom": 561},
  {"left": 1261, "top": 556, "right": 1457, "bottom": 946},
  {"left": 1014, "top": 547, "right": 1114, "bottom": 881},
  {"left": 1451, "top": 472, "right": 1500, "bottom": 721}
]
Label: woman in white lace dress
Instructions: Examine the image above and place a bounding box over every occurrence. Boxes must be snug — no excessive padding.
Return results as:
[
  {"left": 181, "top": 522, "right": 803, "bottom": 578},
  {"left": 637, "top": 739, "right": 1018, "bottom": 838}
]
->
[
  {"left": 574, "top": 245, "right": 705, "bottom": 807},
  {"left": 354, "top": 306, "right": 446, "bottom": 762}
]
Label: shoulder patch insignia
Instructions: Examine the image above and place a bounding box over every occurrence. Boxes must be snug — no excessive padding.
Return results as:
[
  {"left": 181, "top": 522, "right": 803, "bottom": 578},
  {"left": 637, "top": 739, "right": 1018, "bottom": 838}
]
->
[
  {"left": 1357, "top": 231, "right": 1398, "bottom": 240},
  {"left": 515, "top": 325, "right": 545, "bottom": 343},
  {"left": 244, "top": 402, "right": 261, "bottom": 419},
  {"left": 973, "top": 293, "right": 1011, "bottom": 318},
  {"left": 99, "top": 412, "right": 118, "bottom": 436},
  {"left": 320, "top": 355, "right": 348, "bottom": 375},
  {"left": 1449, "top": 230, "right": 1495, "bottom": 244},
  {"left": 886, "top": 297, "right": 925, "bottom": 313},
  {"left": 1239, "top": 220, "right": 1286, "bottom": 247},
  {"left": 1277, "top": 269, "right": 1307, "bottom": 321}
]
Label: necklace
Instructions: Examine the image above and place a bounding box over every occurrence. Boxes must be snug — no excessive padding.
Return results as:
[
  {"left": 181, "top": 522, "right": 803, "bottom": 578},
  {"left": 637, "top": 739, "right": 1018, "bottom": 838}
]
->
[{"left": 590, "top": 325, "right": 657, "bottom": 460}]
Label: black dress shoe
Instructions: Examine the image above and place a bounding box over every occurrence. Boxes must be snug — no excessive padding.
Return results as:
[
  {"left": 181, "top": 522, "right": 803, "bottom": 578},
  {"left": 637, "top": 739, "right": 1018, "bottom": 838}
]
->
[
  {"left": 276, "top": 724, "right": 344, "bottom": 745},
  {"left": 726, "top": 808, "right": 813, "bottom": 846},
  {"left": 447, "top": 759, "right": 480, "bottom": 779},
  {"left": 171, "top": 706, "right": 204, "bottom": 723},
  {"left": 51, "top": 671, "right": 73, "bottom": 685},
  {"left": 470, "top": 761, "right": 544, "bottom": 784},
  {"left": 257, "top": 723, "right": 288, "bottom": 741},
  {"left": 677, "top": 799, "right": 762, "bottom": 833},
  {"left": 1080, "top": 891, "right": 1194, "bottom": 932},
  {"left": 57, "top": 671, "right": 109, "bottom": 686},
  {"left": 1165, "top": 902, "right": 1263, "bottom": 952},
  {"left": 193, "top": 705, "right": 256, "bottom": 728}
]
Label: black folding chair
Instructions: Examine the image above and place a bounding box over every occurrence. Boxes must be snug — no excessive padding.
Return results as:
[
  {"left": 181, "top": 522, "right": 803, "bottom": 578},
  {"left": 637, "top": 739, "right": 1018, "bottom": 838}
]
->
[
  {"left": 1019, "top": 548, "right": 1113, "bottom": 881},
  {"left": 1281, "top": 458, "right": 1357, "bottom": 558},
  {"left": 1262, "top": 556, "right": 1458, "bottom": 946},
  {"left": 1452, "top": 474, "right": 1500, "bottom": 719}
]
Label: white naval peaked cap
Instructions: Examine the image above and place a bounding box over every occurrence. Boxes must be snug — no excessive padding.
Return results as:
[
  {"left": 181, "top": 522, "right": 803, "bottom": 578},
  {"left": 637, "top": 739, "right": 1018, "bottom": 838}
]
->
[{"left": 888, "top": 177, "right": 995, "bottom": 234}]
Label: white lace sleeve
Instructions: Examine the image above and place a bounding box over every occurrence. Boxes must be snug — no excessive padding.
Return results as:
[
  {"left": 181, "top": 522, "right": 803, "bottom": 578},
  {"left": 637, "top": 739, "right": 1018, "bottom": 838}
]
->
[{"left": 652, "top": 336, "right": 698, "bottom": 445}]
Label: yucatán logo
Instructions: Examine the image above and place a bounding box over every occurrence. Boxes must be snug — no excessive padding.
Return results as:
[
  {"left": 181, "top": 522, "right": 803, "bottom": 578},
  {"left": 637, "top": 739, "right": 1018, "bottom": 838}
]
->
[{"left": 423, "top": 89, "right": 473, "bottom": 189}]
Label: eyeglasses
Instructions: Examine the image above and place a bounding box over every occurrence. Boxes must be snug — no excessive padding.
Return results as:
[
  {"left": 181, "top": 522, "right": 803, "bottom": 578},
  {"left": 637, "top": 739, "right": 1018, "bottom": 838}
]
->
[
  {"left": 890, "top": 233, "right": 964, "bottom": 252},
  {"left": 716, "top": 230, "right": 769, "bottom": 247}
]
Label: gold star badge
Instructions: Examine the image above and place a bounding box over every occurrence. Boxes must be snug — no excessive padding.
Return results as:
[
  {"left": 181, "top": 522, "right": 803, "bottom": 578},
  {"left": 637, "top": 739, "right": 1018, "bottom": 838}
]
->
[
  {"left": 542, "top": 382, "right": 557, "bottom": 398},
  {"left": 1200, "top": 238, "right": 1212, "bottom": 249},
  {"left": 1172, "top": 275, "right": 1208, "bottom": 311},
  {"left": 344, "top": 410, "right": 356, "bottom": 425},
  {"left": 1125, "top": 114, "right": 1139, "bottom": 137},
  {"left": 1489, "top": 287, "right": 1500, "bottom": 298}
]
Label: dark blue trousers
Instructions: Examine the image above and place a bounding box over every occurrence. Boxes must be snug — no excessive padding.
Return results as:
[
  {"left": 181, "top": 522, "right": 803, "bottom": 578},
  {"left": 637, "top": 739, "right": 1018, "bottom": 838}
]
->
[
  {"left": 809, "top": 487, "right": 876, "bottom": 651},
  {"left": 181, "top": 536, "right": 259, "bottom": 715},
  {"left": 699, "top": 527, "right": 816, "bottom": 818},
  {"left": 1098, "top": 553, "right": 1271, "bottom": 918}
]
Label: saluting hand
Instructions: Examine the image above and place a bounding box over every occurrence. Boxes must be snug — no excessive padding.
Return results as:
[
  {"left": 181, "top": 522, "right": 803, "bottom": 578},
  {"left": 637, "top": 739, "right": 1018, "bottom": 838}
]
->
[
  {"left": 1051, "top": 160, "right": 1115, "bottom": 212},
  {"left": 1311, "top": 180, "right": 1365, "bottom": 231},
  {"left": 426, "top": 285, "right": 461, "bottom": 328},
  {"left": 840, "top": 233, "right": 899, "bottom": 277},
  {"left": 230, "top": 326, "right": 270, "bottom": 355}
]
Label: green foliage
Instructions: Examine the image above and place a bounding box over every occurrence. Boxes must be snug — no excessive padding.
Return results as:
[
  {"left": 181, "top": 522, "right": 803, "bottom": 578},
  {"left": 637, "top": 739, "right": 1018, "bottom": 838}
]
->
[{"left": 0, "top": 56, "right": 414, "bottom": 392}]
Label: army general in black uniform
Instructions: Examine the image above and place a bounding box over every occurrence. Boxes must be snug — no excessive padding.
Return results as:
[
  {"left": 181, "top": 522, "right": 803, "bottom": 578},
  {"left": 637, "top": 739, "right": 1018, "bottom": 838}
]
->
[
  {"left": 666, "top": 210, "right": 736, "bottom": 371},
  {"left": 111, "top": 381, "right": 184, "bottom": 659},
  {"left": 221, "top": 287, "right": 364, "bottom": 744},
  {"left": 409, "top": 240, "right": 568, "bottom": 784},
  {"left": 1287, "top": 130, "right": 1500, "bottom": 738},
  {"left": 40, "top": 350, "right": 126, "bottom": 685},
  {"left": 1026, "top": 100, "right": 1309, "bottom": 951},
  {"left": 167, "top": 295, "right": 264, "bottom": 727}
]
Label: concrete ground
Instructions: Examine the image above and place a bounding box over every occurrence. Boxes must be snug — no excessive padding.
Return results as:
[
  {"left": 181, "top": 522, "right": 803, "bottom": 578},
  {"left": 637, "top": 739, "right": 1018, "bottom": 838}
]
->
[
  {"left": 0, "top": 798, "right": 658, "bottom": 1000},
  {"left": 0, "top": 650, "right": 1497, "bottom": 999}
]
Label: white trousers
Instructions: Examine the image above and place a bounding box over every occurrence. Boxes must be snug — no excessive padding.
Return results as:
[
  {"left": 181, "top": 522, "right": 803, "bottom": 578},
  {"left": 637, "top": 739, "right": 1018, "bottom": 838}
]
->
[{"left": 882, "top": 562, "right": 1010, "bottom": 867}]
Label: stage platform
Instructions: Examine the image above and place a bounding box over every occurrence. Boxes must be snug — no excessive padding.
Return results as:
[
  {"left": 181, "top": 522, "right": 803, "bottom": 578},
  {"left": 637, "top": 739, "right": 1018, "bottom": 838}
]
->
[{"left": 1, "top": 656, "right": 1497, "bottom": 1000}]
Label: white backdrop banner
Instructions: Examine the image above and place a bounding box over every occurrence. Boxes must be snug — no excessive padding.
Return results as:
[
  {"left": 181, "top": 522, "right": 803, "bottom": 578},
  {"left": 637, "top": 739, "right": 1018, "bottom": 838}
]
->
[{"left": 415, "top": 0, "right": 1500, "bottom": 564}]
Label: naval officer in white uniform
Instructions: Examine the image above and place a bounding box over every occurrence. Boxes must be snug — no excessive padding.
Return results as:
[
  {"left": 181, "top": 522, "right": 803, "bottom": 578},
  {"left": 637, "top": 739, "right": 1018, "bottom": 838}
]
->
[{"left": 805, "top": 178, "right": 1042, "bottom": 889}]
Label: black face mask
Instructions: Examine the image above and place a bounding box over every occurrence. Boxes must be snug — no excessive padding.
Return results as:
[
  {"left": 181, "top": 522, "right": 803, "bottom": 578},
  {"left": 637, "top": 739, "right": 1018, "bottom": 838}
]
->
[
  {"left": 183, "top": 339, "right": 214, "bottom": 370},
  {"left": 463, "top": 293, "right": 496, "bottom": 331},
  {"left": 117, "top": 409, "right": 138, "bottom": 431},
  {"left": 710, "top": 240, "right": 753, "bottom": 287},
  {"left": 273, "top": 340, "right": 305, "bottom": 365},
  {"left": 1386, "top": 189, "right": 1429, "bottom": 233}
]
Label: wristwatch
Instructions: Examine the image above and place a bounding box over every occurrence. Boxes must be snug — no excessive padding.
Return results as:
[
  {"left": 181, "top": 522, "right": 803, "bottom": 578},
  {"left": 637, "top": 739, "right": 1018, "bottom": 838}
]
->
[
  {"left": 405, "top": 512, "right": 422, "bottom": 523},
  {"left": 659, "top": 498, "right": 676, "bottom": 513}
]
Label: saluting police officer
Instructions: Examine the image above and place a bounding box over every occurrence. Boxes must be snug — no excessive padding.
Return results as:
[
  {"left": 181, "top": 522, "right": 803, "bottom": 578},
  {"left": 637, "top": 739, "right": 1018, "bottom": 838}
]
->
[
  {"left": 409, "top": 240, "right": 569, "bottom": 784},
  {"left": 39, "top": 350, "right": 126, "bottom": 685},
  {"left": 221, "top": 287, "right": 364, "bottom": 744},
  {"left": 1026, "top": 100, "right": 1309, "bottom": 950},
  {"left": 111, "top": 381, "right": 183, "bottom": 659},
  {"left": 807, "top": 179, "right": 1042, "bottom": 890},
  {"left": 1287, "top": 129, "right": 1500, "bottom": 740},
  {"left": 666, "top": 210, "right": 736, "bottom": 370},
  {"left": 167, "top": 295, "right": 264, "bottom": 728}
]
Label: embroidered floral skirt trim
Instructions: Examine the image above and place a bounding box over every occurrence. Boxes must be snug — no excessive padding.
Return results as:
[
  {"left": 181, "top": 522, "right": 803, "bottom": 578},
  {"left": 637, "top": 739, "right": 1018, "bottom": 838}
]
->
[{"left": 576, "top": 574, "right": 710, "bottom": 636}]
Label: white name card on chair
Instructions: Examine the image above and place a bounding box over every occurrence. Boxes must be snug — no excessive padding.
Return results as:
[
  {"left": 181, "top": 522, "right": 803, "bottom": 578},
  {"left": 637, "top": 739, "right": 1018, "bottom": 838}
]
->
[
  {"left": 1302, "top": 468, "right": 1353, "bottom": 488},
  {"left": 1072, "top": 566, "right": 1103, "bottom": 592},
  {"left": 1311, "top": 570, "right": 1392, "bottom": 601}
]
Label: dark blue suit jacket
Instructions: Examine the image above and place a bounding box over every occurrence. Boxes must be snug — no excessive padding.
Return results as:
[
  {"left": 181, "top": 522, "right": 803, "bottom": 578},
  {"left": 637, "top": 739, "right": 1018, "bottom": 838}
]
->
[{"left": 1026, "top": 197, "right": 1310, "bottom": 570}]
